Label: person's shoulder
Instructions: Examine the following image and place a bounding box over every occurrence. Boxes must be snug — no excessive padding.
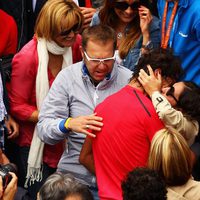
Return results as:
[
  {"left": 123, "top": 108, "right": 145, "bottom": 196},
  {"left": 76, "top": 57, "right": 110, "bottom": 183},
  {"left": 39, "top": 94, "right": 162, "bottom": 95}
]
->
[
  {"left": 17, "top": 38, "right": 37, "bottom": 55},
  {"left": 13, "top": 38, "right": 37, "bottom": 62},
  {"left": 117, "top": 65, "right": 132, "bottom": 78},
  {"left": 168, "top": 179, "right": 200, "bottom": 200},
  {"left": 150, "top": 16, "right": 160, "bottom": 31},
  {"left": 0, "top": 9, "right": 16, "bottom": 27},
  {"left": 58, "top": 61, "right": 83, "bottom": 80},
  {"left": 0, "top": 9, "right": 12, "bottom": 20}
]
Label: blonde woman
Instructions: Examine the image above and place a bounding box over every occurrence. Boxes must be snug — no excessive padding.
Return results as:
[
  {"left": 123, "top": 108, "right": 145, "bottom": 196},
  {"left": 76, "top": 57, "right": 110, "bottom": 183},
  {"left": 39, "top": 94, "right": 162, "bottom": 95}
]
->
[
  {"left": 148, "top": 127, "right": 200, "bottom": 200},
  {"left": 7, "top": 0, "right": 84, "bottom": 199}
]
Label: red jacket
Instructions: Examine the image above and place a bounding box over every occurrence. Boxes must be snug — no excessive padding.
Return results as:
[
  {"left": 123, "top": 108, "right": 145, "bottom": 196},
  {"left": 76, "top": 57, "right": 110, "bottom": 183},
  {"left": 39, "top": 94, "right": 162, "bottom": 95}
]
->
[{"left": 7, "top": 35, "right": 82, "bottom": 167}]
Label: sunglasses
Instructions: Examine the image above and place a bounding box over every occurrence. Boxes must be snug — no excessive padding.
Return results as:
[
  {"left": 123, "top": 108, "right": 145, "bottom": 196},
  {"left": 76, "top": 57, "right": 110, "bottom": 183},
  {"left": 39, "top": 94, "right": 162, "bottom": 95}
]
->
[
  {"left": 166, "top": 86, "right": 179, "bottom": 103},
  {"left": 60, "top": 23, "right": 80, "bottom": 36},
  {"left": 113, "top": 1, "right": 141, "bottom": 11},
  {"left": 84, "top": 51, "right": 115, "bottom": 66}
]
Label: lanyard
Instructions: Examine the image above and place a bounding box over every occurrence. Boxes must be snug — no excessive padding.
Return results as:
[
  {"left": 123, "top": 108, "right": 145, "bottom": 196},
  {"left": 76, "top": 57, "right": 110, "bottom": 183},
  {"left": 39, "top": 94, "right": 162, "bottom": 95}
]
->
[{"left": 161, "top": 1, "right": 178, "bottom": 49}]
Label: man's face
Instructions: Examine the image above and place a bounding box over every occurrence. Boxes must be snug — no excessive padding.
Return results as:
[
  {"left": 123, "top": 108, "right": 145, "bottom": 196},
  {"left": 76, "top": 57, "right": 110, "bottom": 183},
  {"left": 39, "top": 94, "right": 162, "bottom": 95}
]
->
[{"left": 82, "top": 40, "right": 115, "bottom": 84}]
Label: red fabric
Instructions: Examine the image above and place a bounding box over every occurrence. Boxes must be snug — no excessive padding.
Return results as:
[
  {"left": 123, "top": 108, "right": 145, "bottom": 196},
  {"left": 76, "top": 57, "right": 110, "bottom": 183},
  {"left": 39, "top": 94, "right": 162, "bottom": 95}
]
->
[
  {"left": 85, "top": 0, "right": 92, "bottom": 7},
  {"left": 0, "top": 9, "right": 18, "bottom": 57},
  {"left": 7, "top": 36, "right": 82, "bottom": 168},
  {"left": 92, "top": 85, "right": 164, "bottom": 200}
]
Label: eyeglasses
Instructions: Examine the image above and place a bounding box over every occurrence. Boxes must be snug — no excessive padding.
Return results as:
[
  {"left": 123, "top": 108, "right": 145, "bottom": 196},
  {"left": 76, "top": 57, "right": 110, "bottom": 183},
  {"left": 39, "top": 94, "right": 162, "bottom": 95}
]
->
[
  {"left": 113, "top": 1, "right": 141, "bottom": 11},
  {"left": 166, "top": 86, "right": 179, "bottom": 103},
  {"left": 84, "top": 51, "right": 115, "bottom": 65},
  {"left": 60, "top": 23, "right": 80, "bottom": 36}
]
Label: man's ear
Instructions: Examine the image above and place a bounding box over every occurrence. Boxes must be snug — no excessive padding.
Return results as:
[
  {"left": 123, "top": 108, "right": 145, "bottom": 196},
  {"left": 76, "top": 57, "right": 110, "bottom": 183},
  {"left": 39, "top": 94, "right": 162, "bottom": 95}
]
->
[{"left": 154, "top": 68, "right": 161, "bottom": 78}]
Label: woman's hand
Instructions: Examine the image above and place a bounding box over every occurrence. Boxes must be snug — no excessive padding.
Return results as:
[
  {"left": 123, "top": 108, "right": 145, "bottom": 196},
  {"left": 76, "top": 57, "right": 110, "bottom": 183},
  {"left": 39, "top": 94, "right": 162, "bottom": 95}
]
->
[
  {"left": 139, "top": 6, "right": 153, "bottom": 43},
  {"left": 0, "top": 172, "right": 18, "bottom": 200},
  {"left": 80, "top": 7, "right": 96, "bottom": 29},
  {"left": 67, "top": 113, "right": 103, "bottom": 137},
  {"left": 138, "top": 65, "right": 162, "bottom": 97}
]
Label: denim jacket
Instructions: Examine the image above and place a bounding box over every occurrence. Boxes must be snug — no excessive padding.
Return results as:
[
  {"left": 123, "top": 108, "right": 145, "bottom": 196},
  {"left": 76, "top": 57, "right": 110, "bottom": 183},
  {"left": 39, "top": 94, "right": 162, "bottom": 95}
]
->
[{"left": 91, "top": 13, "right": 161, "bottom": 71}]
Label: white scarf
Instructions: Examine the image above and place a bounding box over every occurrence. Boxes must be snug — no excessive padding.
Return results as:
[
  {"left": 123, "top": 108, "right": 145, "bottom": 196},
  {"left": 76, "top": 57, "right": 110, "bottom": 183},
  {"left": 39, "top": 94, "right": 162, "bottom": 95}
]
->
[{"left": 25, "top": 38, "right": 72, "bottom": 187}]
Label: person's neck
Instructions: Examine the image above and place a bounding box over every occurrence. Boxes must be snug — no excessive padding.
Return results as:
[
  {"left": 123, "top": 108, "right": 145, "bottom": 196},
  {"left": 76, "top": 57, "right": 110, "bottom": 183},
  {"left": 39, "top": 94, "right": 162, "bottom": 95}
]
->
[
  {"left": 128, "top": 79, "right": 145, "bottom": 94},
  {"left": 116, "top": 21, "right": 128, "bottom": 33}
]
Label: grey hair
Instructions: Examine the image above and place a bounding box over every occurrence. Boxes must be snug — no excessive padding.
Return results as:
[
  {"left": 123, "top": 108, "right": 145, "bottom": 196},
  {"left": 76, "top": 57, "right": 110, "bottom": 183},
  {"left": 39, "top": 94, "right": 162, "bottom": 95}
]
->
[{"left": 38, "top": 172, "right": 94, "bottom": 200}]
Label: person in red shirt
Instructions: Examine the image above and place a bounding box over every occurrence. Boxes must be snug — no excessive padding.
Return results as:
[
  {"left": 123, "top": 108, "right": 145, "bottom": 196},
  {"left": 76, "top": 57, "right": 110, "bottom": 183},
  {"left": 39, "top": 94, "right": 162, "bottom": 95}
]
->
[
  {"left": 0, "top": 9, "right": 17, "bottom": 57},
  {"left": 80, "top": 48, "right": 183, "bottom": 200}
]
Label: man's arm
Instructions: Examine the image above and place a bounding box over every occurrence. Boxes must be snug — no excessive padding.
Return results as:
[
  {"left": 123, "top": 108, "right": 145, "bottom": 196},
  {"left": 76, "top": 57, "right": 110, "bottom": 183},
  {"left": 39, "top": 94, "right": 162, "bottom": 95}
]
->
[{"left": 79, "top": 136, "right": 95, "bottom": 174}]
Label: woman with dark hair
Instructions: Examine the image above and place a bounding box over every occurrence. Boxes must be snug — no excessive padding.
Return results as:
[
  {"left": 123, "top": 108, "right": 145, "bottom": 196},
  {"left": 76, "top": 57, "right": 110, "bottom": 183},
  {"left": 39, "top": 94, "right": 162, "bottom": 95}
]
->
[
  {"left": 90, "top": 0, "right": 160, "bottom": 71},
  {"left": 138, "top": 65, "right": 200, "bottom": 146}
]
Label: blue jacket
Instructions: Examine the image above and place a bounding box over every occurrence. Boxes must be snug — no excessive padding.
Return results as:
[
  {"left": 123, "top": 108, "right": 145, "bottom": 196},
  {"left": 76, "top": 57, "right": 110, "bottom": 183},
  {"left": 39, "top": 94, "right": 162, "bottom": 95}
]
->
[
  {"left": 158, "top": 0, "right": 200, "bottom": 85},
  {"left": 91, "top": 12, "right": 160, "bottom": 71}
]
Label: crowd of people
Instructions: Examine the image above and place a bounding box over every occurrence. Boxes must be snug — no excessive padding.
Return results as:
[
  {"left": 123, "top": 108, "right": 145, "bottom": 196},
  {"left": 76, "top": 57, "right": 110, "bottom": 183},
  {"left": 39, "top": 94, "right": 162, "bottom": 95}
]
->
[{"left": 0, "top": 0, "right": 200, "bottom": 199}]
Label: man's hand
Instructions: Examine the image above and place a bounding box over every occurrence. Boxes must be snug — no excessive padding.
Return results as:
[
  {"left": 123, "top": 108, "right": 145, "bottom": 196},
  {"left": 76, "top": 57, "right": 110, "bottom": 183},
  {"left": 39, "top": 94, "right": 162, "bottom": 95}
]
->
[
  {"left": 67, "top": 113, "right": 103, "bottom": 137},
  {"left": 5, "top": 116, "right": 19, "bottom": 140},
  {"left": 138, "top": 65, "right": 162, "bottom": 97},
  {"left": 80, "top": 7, "right": 96, "bottom": 29}
]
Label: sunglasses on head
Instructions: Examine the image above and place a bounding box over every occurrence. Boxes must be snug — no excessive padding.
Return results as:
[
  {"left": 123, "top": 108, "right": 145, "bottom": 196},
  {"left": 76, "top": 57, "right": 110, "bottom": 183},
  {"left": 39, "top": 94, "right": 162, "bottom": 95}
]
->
[
  {"left": 166, "top": 86, "right": 179, "bottom": 103},
  {"left": 60, "top": 23, "right": 80, "bottom": 36},
  {"left": 113, "top": 1, "right": 141, "bottom": 11}
]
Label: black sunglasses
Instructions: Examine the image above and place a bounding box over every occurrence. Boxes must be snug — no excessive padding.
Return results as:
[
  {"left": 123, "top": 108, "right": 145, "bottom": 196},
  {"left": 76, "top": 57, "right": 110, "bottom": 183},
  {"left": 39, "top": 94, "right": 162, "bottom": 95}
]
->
[
  {"left": 166, "top": 86, "right": 179, "bottom": 103},
  {"left": 114, "top": 1, "right": 141, "bottom": 11},
  {"left": 60, "top": 23, "right": 80, "bottom": 36}
]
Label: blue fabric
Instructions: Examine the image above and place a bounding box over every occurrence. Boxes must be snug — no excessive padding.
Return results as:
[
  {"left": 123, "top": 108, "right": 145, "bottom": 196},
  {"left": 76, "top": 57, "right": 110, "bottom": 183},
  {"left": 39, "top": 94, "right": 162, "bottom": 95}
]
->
[
  {"left": 91, "top": 12, "right": 161, "bottom": 72},
  {"left": 89, "top": 186, "right": 99, "bottom": 200},
  {"left": 122, "top": 16, "right": 160, "bottom": 71},
  {"left": 59, "top": 119, "right": 69, "bottom": 133},
  {"left": 158, "top": 0, "right": 200, "bottom": 86}
]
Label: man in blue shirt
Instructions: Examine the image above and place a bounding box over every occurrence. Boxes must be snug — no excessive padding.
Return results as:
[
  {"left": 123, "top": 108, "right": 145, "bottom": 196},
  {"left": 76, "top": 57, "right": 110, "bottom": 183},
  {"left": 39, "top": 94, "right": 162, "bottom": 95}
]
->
[{"left": 158, "top": 0, "right": 200, "bottom": 85}]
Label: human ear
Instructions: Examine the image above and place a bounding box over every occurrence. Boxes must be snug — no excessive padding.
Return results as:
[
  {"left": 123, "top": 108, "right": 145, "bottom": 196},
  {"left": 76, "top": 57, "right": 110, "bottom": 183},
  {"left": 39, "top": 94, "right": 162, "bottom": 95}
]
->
[{"left": 154, "top": 69, "right": 161, "bottom": 78}]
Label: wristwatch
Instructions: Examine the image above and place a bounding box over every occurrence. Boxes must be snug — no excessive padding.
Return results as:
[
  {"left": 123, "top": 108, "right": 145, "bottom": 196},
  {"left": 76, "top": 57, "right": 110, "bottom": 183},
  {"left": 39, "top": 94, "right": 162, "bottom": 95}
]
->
[{"left": 141, "top": 41, "right": 153, "bottom": 51}]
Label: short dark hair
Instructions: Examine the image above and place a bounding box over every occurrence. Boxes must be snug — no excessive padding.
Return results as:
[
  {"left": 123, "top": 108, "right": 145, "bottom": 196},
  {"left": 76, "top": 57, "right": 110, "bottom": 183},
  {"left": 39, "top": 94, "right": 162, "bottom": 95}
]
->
[
  {"left": 39, "top": 173, "right": 94, "bottom": 200},
  {"left": 178, "top": 81, "right": 200, "bottom": 124},
  {"left": 131, "top": 48, "right": 183, "bottom": 81},
  {"left": 122, "top": 167, "right": 167, "bottom": 200},
  {"left": 81, "top": 24, "right": 117, "bottom": 51}
]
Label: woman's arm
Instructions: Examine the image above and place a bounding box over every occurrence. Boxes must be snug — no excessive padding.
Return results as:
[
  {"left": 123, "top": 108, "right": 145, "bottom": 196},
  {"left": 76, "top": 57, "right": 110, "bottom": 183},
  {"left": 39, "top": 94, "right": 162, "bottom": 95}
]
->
[{"left": 7, "top": 40, "right": 38, "bottom": 122}]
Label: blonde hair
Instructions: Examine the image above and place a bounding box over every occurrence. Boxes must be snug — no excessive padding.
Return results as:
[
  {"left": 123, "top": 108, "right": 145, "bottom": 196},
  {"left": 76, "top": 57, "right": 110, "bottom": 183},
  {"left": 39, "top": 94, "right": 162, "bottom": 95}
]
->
[
  {"left": 148, "top": 127, "right": 192, "bottom": 186},
  {"left": 35, "top": 0, "right": 84, "bottom": 40}
]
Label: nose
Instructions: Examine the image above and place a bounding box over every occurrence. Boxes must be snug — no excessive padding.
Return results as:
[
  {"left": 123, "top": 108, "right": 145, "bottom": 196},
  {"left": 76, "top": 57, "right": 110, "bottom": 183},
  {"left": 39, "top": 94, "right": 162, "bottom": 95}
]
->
[
  {"left": 125, "top": 6, "right": 133, "bottom": 14},
  {"left": 98, "top": 61, "right": 107, "bottom": 67},
  {"left": 161, "top": 87, "right": 169, "bottom": 94},
  {"left": 67, "top": 31, "right": 76, "bottom": 37}
]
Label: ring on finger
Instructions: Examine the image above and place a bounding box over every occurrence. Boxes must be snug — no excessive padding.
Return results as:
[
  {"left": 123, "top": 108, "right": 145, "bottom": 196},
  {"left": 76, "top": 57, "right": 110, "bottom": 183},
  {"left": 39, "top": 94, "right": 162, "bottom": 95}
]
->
[{"left": 85, "top": 124, "right": 90, "bottom": 129}]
